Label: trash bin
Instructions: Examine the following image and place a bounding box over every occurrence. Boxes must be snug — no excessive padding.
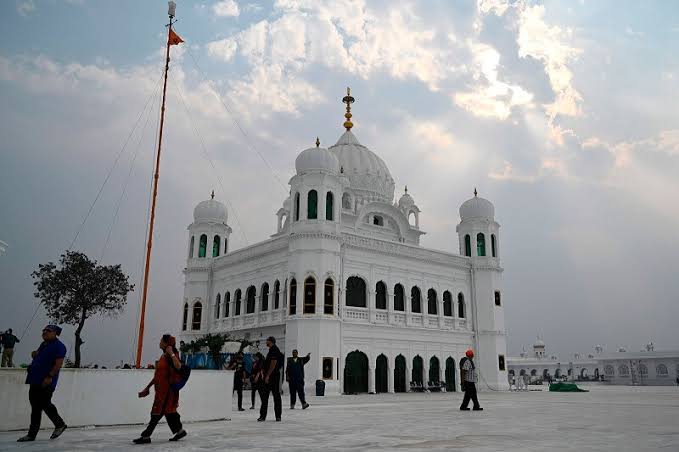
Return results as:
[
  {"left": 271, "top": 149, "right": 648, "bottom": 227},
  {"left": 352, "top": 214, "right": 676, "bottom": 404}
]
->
[{"left": 315, "top": 379, "right": 325, "bottom": 396}]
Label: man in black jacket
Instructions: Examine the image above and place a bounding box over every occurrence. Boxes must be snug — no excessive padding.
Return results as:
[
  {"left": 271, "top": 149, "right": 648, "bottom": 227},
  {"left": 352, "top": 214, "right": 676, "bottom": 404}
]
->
[
  {"left": 286, "top": 350, "right": 310, "bottom": 410},
  {"left": 258, "top": 336, "right": 284, "bottom": 422}
]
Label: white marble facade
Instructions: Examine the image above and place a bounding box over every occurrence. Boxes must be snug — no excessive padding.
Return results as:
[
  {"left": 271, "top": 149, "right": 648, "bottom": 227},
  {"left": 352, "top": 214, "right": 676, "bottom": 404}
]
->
[{"left": 179, "top": 95, "right": 509, "bottom": 394}]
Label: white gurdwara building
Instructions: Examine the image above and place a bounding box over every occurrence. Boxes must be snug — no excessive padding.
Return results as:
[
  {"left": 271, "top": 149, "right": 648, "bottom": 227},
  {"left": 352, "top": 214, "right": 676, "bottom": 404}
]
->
[{"left": 179, "top": 90, "right": 509, "bottom": 394}]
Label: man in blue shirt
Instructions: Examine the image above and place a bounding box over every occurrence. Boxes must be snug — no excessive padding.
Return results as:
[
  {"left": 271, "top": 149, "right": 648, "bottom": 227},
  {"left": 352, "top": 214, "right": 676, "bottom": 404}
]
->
[{"left": 17, "top": 325, "right": 68, "bottom": 442}]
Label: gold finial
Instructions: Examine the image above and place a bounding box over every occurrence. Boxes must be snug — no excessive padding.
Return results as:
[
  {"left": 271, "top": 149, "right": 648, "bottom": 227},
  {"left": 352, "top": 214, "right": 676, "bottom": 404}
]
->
[
  {"left": 316, "top": 137, "right": 320, "bottom": 148},
  {"left": 474, "top": 187, "right": 478, "bottom": 197},
  {"left": 342, "top": 86, "right": 355, "bottom": 131},
  {"left": 211, "top": 190, "right": 215, "bottom": 200},
  {"left": 405, "top": 185, "right": 408, "bottom": 194}
]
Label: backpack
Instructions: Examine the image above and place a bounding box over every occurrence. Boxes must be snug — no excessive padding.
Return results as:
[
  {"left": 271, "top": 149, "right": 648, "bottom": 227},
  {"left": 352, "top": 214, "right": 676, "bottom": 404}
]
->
[{"left": 168, "top": 356, "right": 191, "bottom": 391}]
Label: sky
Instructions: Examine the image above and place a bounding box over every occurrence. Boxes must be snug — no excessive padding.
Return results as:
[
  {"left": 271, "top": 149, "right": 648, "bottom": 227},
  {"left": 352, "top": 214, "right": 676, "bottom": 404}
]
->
[{"left": 1, "top": 0, "right": 678, "bottom": 367}]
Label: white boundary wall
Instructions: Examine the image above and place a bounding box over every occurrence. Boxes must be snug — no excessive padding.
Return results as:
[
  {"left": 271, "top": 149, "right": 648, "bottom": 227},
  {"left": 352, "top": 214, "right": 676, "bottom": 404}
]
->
[{"left": 0, "top": 369, "right": 233, "bottom": 431}]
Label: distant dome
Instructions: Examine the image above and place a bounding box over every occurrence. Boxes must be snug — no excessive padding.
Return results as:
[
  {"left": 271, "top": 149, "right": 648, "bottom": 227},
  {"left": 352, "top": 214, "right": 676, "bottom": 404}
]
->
[
  {"left": 534, "top": 339, "right": 545, "bottom": 348},
  {"left": 459, "top": 191, "right": 495, "bottom": 220},
  {"left": 194, "top": 197, "right": 227, "bottom": 223},
  {"left": 295, "top": 145, "right": 339, "bottom": 175},
  {"left": 399, "top": 191, "right": 415, "bottom": 210},
  {"left": 330, "top": 131, "right": 395, "bottom": 202}
]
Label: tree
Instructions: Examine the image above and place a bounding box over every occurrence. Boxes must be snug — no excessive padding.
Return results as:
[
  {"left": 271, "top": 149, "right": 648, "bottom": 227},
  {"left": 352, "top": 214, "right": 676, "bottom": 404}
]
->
[{"left": 32, "top": 251, "right": 134, "bottom": 367}]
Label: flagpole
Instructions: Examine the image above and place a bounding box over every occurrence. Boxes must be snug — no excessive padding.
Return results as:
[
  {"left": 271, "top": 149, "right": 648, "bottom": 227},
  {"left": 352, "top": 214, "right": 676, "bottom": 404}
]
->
[{"left": 135, "top": 2, "right": 177, "bottom": 368}]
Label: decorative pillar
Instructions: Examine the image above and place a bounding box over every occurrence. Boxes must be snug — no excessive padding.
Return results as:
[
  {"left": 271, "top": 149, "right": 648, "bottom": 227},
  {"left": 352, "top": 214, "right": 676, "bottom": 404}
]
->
[
  {"left": 387, "top": 361, "right": 394, "bottom": 393},
  {"left": 424, "top": 361, "right": 430, "bottom": 386},
  {"left": 368, "top": 364, "right": 376, "bottom": 394}
]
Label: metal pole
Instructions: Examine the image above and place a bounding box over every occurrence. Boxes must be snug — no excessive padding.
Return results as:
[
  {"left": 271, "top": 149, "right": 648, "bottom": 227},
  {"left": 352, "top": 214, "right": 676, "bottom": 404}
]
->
[{"left": 135, "top": 11, "right": 174, "bottom": 369}]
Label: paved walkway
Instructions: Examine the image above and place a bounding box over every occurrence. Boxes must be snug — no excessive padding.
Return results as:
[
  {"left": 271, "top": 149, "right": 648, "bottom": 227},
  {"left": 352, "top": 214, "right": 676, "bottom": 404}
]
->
[{"left": 2, "top": 385, "right": 678, "bottom": 451}]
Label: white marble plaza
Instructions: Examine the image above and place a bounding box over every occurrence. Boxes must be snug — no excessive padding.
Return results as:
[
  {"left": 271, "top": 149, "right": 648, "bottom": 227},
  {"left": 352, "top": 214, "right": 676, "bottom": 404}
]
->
[{"left": 2, "top": 385, "right": 678, "bottom": 451}]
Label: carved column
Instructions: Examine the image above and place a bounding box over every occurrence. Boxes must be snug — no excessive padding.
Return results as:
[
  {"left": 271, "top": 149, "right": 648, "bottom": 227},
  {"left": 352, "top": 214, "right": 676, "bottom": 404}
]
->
[
  {"left": 387, "top": 360, "right": 394, "bottom": 393},
  {"left": 368, "top": 364, "right": 376, "bottom": 394}
]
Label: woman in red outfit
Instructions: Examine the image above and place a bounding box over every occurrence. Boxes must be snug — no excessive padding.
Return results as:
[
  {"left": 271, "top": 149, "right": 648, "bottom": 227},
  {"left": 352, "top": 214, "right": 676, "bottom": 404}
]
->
[{"left": 133, "top": 334, "right": 187, "bottom": 444}]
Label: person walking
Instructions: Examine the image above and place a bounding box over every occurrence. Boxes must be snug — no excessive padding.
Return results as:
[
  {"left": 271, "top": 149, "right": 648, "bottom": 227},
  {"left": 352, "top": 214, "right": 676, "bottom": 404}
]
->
[
  {"left": 286, "top": 349, "right": 310, "bottom": 410},
  {"left": 227, "top": 351, "right": 248, "bottom": 411},
  {"left": 258, "top": 336, "right": 283, "bottom": 422},
  {"left": 249, "top": 352, "right": 264, "bottom": 410},
  {"left": 459, "top": 349, "right": 482, "bottom": 411},
  {"left": 1, "top": 328, "right": 20, "bottom": 367},
  {"left": 133, "top": 334, "right": 187, "bottom": 444},
  {"left": 17, "top": 325, "right": 67, "bottom": 442}
]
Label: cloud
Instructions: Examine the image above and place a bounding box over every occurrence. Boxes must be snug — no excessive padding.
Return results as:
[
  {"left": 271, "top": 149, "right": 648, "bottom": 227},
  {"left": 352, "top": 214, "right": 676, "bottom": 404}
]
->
[
  {"left": 213, "top": 0, "right": 240, "bottom": 17},
  {"left": 17, "top": 0, "right": 36, "bottom": 16},
  {"left": 206, "top": 38, "right": 238, "bottom": 62}
]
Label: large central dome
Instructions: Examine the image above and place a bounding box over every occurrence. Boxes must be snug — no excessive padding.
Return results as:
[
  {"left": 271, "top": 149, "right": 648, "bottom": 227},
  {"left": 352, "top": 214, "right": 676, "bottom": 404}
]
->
[{"left": 329, "top": 130, "right": 395, "bottom": 202}]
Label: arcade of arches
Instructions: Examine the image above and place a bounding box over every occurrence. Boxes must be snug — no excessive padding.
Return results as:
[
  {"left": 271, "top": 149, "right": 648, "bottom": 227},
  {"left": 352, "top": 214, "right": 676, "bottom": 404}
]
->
[{"left": 343, "top": 350, "right": 458, "bottom": 394}]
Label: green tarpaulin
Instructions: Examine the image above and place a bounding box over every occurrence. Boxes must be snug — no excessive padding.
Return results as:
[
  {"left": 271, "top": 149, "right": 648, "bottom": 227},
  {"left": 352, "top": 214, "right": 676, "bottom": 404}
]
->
[{"left": 549, "top": 382, "right": 589, "bottom": 392}]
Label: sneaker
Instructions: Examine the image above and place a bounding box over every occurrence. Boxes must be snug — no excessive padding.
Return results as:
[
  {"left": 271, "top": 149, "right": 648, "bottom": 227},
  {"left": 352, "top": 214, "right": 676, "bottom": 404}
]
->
[
  {"left": 238, "top": 408, "right": 245, "bottom": 411},
  {"left": 169, "top": 429, "right": 187, "bottom": 442},
  {"left": 257, "top": 417, "right": 266, "bottom": 422},
  {"left": 17, "top": 436, "right": 35, "bottom": 442},
  {"left": 276, "top": 417, "right": 281, "bottom": 422},
  {"left": 249, "top": 406, "right": 255, "bottom": 410},
  {"left": 302, "top": 403, "right": 309, "bottom": 410},
  {"left": 459, "top": 407, "right": 470, "bottom": 411},
  {"left": 133, "top": 437, "right": 152, "bottom": 444},
  {"left": 473, "top": 407, "right": 484, "bottom": 411},
  {"left": 50, "top": 424, "right": 67, "bottom": 439}
]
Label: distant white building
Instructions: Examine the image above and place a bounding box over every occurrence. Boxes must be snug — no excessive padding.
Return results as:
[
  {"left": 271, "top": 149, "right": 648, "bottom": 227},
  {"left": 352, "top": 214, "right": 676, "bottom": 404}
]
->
[
  {"left": 179, "top": 90, "right": 509, "bottom": 394},
  {"left": 0, "top": 240, "right": 7, "bottom": 256},
  {"left": 508, "top": 339, "right": 679, "bottom": 386}
]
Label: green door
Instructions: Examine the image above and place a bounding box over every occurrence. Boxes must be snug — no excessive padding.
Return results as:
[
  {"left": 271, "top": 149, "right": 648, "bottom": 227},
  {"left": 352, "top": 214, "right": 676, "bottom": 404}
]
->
[
  {"left": 344, "top": 351, "right": 368, "bottom": 394},
  {"left": 445, "top": 357, "right": 456, "bottom": 392},
  {"left": 376, "top": 355, "right": 388, "bottom": 393},
  {"left": 394, "top": 355, "right": 406, "bottom": 392},
  {"left": 412, "top": 355, "right": 424, "bottom": 385}
]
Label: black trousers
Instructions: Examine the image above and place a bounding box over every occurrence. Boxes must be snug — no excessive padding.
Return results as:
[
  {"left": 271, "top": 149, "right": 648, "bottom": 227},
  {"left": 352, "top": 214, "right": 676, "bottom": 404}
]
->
[
  {"left": 259, "top": 378, "right": 282, "bottom": 420},
  {"left": 460, "top": 382, "right": 481, "bottom": 409},
  {"left": 140, "top": 412, "right": 182, "bottom": 437},
  {"left": 234, "top": 379, "right": 243, "bottom": 409},
  {"left": 28, "top": 384, "right": 65, "bottom": 438},
  {"left": 251, "top": 383, "right": 261, "bottom": 407},
  {"left": 288, "top": 380, "right": 306, "bottom": 406}
]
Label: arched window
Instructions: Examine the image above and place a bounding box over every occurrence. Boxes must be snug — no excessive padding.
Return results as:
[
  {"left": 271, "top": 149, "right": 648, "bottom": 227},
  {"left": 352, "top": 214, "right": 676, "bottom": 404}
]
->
[
  {"left": 494, "top": 291, "right": 502, "bottom": 306},
  {"left": 376, "top": 281, "right": 387, "bottom": 310},
  {"left": 326, "top": 192, "right": 334, "bottom": 220},
  {"left": 215, "top": 293, "right": 221, "bottom": 319},
  {"left": 324, "top": 278, "right": 334, "bottom": 314},
  {"left": 342, "top": 192, "right": 351, "bottom": 210},
  {"left": 443, "top": 291, "right": 452, "bottom": 317},
  {"left": 308, "top": 190, "right": 318, "bottom": 219},
  {"left": 531, "top": 369, "right": 537, "bottom": 376},
  {"left": 457, "top": 292, "right": 465, "bottom": 318},
  {"left": 191, "top": 302, "right": 202, "bottom": 330},
  {"left": 289, "top": 278, "right": 297, "bottom": 315},
  {"left": 213, "top": 235, "right": 221, "bottom": 257},
  {"left": 235, "top": 289, "right": 242, "bottom": 316},
  {"left": 294, "top": 192, "right": 300, "bottom": 221},
  {"left": 373, "top": 215, "right": 384, "bottom": 226},
  {"left": 604, "top": 365, "right": 614, "bottom": 376},
  {"left": 274, "top": 280, "right": 280, "bottom": 310},
  {"left": 261, "top": 283, "right": 269, "bottom": 312},
  {"left": 394, "top": 284, "right": 405, "bottom": 311},
  {"left": 224, "top": 237, "right": 229, "bottom": 255},
  {"left": 198, "top": 234, "right": 208, "bottom": 258},
  {"left": 656, "top": 363, "right": 668, "bottom": 376},
  {"left": 246, "top": 286, "right": 256, "bottom": 314},
  {"left": 491, "top": 234, "right": 497, "bottom": 257},
  {"left": 427, "top": 288, "right": 437, "bottom": 315},
  {"left": 304, "top": 277, "right": 316, "bottom": 314},
  {"left": 477, "top": 233, "right": 486, "bottom": 256},
  {"left": 618, "top": 364, "right": 629, "bottom": 376},
  {"left": 411, "top": 286, "right": 421, "bottom": 313},
  {"left": 464, "top": 234, "right": 471, "bottom": 257},
  {"left": 188, "top": 236, "right": 194, "bottom": 259},
  {"left": 225, "top": 292, "right": 230, "bottom": 317},
  {"left": 182, "top": 303, "right": 188, "bottom": 330},
  {"left": 639, "top": 363, "right": 648, "bottom": 375},
  {"left": 346, "top": 276, "right": 367, "bottom": 308}
]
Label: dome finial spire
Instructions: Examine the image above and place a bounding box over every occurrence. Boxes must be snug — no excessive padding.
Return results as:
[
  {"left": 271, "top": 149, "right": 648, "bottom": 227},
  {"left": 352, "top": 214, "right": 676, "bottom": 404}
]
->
[
  {"left": 474, "top": 187, "right": 478, "bottom": 197},
  {"left": 342, "top": 87, "right": 355, "bottom": 131},
  {"left": 316, "top": 137, "right": 320, "bottom": 148},
  {"left": 211, "top": 190, "right": 215, "bottom": 200},
  {"left": 405, "top": 185, "right": 408, "bottom": 194}
]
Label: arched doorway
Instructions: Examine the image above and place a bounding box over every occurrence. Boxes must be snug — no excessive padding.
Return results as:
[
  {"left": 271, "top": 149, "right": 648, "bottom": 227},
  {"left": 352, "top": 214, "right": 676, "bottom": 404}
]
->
[
  {"left": 445, "top": 357, "right": 456, "bottom": 392},
  {"left": 412, "top": 355, "right": 424, "bottom": 385},
  {"left": 344, "top": 351, "right": 368, "bottom": 394},
  {"left": 429, "top": 356, "right": 440, "bottom": 384},
  {"left": 394, "top": 355, "right": 406, "bottom": 393},
  {"left": 375, "top": 354, "right": 388, "bottom": 393}
]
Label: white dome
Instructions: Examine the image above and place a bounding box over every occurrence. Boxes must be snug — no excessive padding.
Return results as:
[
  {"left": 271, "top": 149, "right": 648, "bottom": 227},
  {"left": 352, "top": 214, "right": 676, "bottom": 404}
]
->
[
  {"left": 295, "top": 145, "right": 339, "bottom": 175},
  {"left": 193, "top": 198, "right": 227, "bottom": 223},
  {"left": 459, "top": 192, "right": 494, "bottom": 220},
  {"left": 330, "top": 131, "right": 395, "bottom": 202},
  {"left": 398, "top": 191, "right": 415, "bottom": 210}
]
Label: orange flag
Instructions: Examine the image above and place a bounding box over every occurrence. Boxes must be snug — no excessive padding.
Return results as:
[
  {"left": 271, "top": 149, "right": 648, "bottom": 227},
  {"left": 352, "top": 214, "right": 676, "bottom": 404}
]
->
[{"left": 168, "top": 29, "right": 184, "bottom": 46}]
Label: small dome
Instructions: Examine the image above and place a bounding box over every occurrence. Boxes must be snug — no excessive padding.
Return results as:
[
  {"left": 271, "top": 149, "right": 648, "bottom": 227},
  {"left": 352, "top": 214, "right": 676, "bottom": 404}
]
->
[
  {"left": 194, "top": 197, "right": 227, "bottom": 223},
  {"left": 459, "top": 191, "right": 494, "bottom": 220},
  {"left": 399, "top": 192, "right": 415, "bottom": 210},
  {"left": 534, "top": 339, "right": 545, "bottom": 348},
  {"left": 295, "top": 145, "right": 339, "bottom": 175}
]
